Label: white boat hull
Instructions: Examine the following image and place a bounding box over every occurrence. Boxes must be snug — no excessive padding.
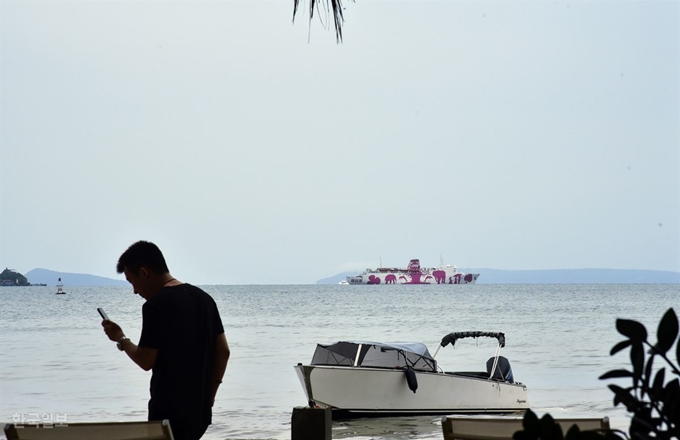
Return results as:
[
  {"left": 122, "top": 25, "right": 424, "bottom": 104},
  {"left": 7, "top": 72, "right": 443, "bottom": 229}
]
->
[{"left": 294, "top": 365, "right": 529, "bottom": 416}]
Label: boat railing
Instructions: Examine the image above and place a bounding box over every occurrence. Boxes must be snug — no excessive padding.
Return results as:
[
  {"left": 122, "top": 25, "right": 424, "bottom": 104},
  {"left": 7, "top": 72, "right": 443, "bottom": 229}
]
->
[
  {"left": 487, "top": 343, "right": 502, "bottom": 379},
  {"left": 447, "top": 371, "right": 491, "bottom": 379}
]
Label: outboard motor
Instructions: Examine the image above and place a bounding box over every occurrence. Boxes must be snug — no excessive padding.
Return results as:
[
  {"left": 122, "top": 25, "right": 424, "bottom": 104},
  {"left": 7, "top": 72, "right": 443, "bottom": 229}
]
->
[
  {"left": 405, "top": 366, "right": 418, "bottom": 393},
  {"left": 486, "top": 356, "right": 514, "bottom": 383}
]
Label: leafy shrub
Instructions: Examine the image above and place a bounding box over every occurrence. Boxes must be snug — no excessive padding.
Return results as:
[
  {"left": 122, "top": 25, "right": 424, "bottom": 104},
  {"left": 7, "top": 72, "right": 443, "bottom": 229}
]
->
[{"left": 514, "top": 307, "right": 679, "bottom": 440}]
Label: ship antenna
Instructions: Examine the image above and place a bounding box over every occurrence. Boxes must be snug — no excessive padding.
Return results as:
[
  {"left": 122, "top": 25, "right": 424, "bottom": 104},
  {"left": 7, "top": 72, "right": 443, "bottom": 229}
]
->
[{"left": 379, "top": 255, "right": 382, "bottom": 268}]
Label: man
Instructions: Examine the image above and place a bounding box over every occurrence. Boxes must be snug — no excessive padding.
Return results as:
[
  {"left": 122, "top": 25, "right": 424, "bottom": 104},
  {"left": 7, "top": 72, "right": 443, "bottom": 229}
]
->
[{"left": 102, "top": 241, "right": 230, "bottom": 440}]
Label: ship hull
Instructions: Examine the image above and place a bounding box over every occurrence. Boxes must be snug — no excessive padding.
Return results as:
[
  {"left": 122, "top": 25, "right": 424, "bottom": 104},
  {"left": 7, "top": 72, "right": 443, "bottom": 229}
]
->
[{"left": 347, "top": 262, "right": 479, "bottom": 285}]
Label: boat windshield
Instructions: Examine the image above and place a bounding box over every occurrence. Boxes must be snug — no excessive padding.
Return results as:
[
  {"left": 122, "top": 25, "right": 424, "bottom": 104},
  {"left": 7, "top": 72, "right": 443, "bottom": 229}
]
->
[{"left": 310, "top": 341, "right": 437, "bottom": 372}]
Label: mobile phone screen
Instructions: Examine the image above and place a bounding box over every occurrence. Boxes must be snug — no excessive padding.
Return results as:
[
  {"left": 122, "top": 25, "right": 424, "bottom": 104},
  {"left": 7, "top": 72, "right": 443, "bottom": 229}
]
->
[{"left": 97, "top": 308, "right": 109, "bottom": 321}]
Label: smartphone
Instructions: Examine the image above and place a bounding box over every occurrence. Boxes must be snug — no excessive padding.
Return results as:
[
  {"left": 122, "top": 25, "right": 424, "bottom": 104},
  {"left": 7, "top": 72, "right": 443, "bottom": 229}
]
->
[{"left": 97, "top": 308, "right": 109, "bottom": 321}]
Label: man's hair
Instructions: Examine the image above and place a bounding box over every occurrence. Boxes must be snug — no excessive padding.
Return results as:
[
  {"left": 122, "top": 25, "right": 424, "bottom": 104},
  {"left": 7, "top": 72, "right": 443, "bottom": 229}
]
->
[{"left": 116, "top": 241, "right": 170, "bottom": 274}]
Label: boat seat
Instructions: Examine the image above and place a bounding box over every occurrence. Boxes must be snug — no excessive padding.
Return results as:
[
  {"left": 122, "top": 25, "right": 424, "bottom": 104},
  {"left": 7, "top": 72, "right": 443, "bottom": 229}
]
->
[
  {"left": 486, "top": 356, "right": 514, "bottom": 382},
  {"left": 441, "top": 415, "right": 610, "bottom": 440},
  {"left": 4, "top": 420, "right": 174, "bottom": 440}
]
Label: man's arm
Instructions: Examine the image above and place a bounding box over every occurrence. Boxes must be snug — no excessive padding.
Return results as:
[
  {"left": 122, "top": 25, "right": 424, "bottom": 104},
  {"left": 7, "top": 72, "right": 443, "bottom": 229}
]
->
[
  {"left": 102, "top": 320, "right": 158, "bottom": 371},
  {"left": 120, "top": 338, "right": 159, "bottom": 371},
  {"left": 211, "top": 333, "right": 230, "bottom": 406}
]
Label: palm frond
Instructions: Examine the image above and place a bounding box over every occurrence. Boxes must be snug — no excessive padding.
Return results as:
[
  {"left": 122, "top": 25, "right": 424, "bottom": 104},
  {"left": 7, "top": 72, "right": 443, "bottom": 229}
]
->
[{"left": 292, "top": 0, "right": 347, "bottom": 42}]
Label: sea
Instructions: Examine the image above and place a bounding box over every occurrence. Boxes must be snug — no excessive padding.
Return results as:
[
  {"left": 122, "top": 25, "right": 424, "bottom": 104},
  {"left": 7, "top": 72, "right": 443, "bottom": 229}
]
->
[{"left": 0, "top": 284, "right": 677, "bottom": 440}]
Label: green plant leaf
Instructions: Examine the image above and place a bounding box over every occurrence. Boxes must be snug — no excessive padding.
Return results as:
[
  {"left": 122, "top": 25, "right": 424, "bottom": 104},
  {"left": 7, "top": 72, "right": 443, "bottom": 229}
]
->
[
  {"left": 600, "top": 369, "right": 633, "bottom": 380},
  {"left": 517, "top": 409, "right": 539, "bottom": 440},
  {"left": 629, "top": 413, "right": 656, "bottom": 438},
  {"left": 616, "top": 319, "right": 648, "bottom": 341},
  {"left": 610, "top": 340, "right": 632, "bottom": 356},
  {"left": 630, "top": 342, "right": 644, "bottom": 387},
  {"left": 609, "top": 385, "right": 638, "bottom": 411},
  {"left": 677, "top": 327, "right": 680, "bottom": 367},
  {"left": 663, "top": 378, "right": 679, "bottom": 412},
  {"left": 655, "top": 308, "right": 678, "bottom": 355},
  {"left": 522, "top": 409, "right": 538, "bottom": 427},
  {"left": 642, "top": 355, "right": 654, "bottom": 399},
  {"left": 539, "top": 413, "right": 563, "bottom": 440},
  {"left": 564, "top": 424, "right": 581, "bottom": 440},
  {"left": 652, "top": 368, "right": 665, "bottom": 399},
  {"left": 670, "top": 396, "right": 680, "bottom": 429}
]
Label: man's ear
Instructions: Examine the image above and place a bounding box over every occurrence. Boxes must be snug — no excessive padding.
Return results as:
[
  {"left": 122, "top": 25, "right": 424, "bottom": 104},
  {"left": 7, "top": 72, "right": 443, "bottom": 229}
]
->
[{"left": 139, "top": 267, "right": 149, "bottom": 278}]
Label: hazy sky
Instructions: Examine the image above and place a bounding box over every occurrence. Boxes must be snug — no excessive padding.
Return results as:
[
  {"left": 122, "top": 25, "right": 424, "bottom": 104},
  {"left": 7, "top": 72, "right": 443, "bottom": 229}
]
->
[{"left": 1, "top": 0, "right": 678, "bottom": 284}]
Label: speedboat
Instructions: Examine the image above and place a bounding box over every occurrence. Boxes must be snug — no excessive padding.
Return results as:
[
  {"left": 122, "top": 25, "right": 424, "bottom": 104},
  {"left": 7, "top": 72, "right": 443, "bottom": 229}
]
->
[{"left": 294, "top": 331, "right": 529, "bottom": 418}]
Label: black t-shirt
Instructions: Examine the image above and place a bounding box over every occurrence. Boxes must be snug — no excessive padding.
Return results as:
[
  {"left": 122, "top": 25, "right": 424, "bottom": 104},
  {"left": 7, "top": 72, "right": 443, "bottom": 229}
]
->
[{"left": 139, "top": 284, "right": 224, "bottom": 439}]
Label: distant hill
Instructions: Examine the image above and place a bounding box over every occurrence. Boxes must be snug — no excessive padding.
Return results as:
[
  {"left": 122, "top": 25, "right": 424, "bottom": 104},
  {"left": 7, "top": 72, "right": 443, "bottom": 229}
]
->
[
  {"left": 316, "top": 269, "right": 680, "bottom": 284},
  {"left": 0, "top": 268, "right": 29, "bottom": 286},
  {"left": 26, "top": 268, "right": 128, "bottom": 286}
]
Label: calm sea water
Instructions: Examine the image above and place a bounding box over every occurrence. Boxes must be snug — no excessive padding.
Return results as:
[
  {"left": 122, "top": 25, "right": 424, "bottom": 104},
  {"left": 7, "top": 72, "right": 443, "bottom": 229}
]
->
[{"left": 0, "top": 284, "right": 677, "bottom": 440}]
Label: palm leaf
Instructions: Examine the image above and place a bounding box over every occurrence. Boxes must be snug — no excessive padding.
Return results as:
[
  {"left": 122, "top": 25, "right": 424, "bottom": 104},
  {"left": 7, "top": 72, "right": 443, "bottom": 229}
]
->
[{"left": 292, "top": 0, "right": 348, "bottom": 42}]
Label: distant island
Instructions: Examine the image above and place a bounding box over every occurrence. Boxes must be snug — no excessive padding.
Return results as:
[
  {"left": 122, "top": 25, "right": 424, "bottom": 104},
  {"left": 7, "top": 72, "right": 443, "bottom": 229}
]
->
[
  {"left": 1, "top": 268, "right": 127, "bottom": 286},
  {"left": 24, "top": 268, "right": 128, "bottom": 286},
  {"left": 0, "top": 268, "right": 43, "bottom": 286},
  {"left": 317, "top": 268, "right": 680, "bottom": 284}
]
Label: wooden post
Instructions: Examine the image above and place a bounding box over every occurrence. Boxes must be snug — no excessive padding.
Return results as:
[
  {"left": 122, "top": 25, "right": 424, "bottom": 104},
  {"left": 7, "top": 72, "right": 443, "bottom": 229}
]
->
[{"left": 291, "top": 406, "right": 331, "bottom": 440}]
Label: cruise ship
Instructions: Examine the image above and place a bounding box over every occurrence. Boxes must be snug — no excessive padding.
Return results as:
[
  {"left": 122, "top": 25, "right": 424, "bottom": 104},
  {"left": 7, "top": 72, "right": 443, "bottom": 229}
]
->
[{"left": 346, "top": 259, "right": 480, "bottom": 285}]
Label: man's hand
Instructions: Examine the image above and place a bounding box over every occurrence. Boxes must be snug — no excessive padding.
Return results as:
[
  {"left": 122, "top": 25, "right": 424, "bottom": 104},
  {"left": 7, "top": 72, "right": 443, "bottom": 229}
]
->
[{"left": 102, "top": 319, "right": 125, "bottom": 342}]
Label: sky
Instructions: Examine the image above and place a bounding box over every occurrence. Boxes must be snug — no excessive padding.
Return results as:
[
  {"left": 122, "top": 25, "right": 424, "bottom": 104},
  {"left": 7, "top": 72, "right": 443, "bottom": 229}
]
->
[{"left": 1, "top": 0, "right": 678, "bottom": 284}]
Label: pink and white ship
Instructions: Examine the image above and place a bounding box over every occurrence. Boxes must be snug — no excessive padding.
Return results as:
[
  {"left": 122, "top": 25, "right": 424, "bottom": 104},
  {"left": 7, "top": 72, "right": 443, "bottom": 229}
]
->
[{"left": 346, "top": 259, "right": 480, "bottom": 285}]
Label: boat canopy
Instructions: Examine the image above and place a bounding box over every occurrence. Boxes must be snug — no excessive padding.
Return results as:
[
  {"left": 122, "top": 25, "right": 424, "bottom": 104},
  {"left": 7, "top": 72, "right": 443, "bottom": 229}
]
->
[
  {"left": 310, "top": 341, "right": 437, "bottom": 372},
  {"left": 440, "top": 332, "right": 506, "bottom": 348}
]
